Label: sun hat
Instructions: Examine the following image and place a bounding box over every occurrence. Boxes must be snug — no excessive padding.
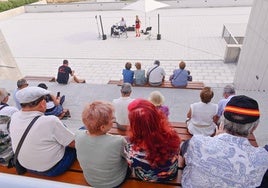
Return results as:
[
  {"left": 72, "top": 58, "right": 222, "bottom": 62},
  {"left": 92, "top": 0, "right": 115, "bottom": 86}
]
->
[{"left": 148, "top": 91, "right": 164, "bottom": 106}]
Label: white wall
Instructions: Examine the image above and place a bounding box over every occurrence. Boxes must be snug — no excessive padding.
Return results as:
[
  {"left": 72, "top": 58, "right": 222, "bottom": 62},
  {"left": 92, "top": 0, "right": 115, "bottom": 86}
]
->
[
  {"left": 0, "top": 30, "right": 22, "bottom": 81},
  {"left": 234, "top": 0, "right": 268, "bottom": 92}
]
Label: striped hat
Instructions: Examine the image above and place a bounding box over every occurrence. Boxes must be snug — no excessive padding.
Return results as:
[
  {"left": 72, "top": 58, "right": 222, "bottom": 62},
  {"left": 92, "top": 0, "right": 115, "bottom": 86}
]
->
[{"left": 224, "top": 95, "right": 260, "bottom": 124}]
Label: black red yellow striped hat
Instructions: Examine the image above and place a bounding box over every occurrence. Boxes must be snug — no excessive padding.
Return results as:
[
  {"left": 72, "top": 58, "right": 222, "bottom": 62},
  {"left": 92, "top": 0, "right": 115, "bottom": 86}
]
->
[{"left": 224, "top": 95, "right": 260, "bottom": 124}]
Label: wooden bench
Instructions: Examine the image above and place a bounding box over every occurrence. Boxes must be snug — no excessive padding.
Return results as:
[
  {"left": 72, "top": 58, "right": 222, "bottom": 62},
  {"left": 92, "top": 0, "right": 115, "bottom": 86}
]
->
[
  {"left": 0, "top": 121, "right": 258, "bottom": 187},
  {"left": 0, "top": 161, "right": 182, "bottom": 188},
  {"left": 24, "top": 76, "right": 56, "bottom": 82},
  {"left": 108, "top": 80, "right": 205, "bottom": 90}
]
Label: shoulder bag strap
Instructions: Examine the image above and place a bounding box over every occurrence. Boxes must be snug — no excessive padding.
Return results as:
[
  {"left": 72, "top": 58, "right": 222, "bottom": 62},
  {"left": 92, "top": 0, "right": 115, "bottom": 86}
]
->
[
  {"left": 0, "top": 104, "right": 8, "bottom": 111},
  {"left": 14, "top": 115, "right": 41, "bottom": 164},
  {"left": 172, "top": 69, "right": 183, "bottom": 81},
  {"left": 147, "top": 65, "right": 159, "bottom": 78}
]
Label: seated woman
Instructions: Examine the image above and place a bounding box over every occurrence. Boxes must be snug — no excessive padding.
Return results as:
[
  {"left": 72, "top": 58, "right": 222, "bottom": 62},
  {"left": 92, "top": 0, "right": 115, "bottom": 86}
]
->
[
  {"left": 75, "top": 101, "right": 130, "bottom": 188},
  {"left": 37, "top": 83, "right": 69, "bottom": 119},
  {"left": 186, "top": 87, "right": 218, "bottom": 136},
  {"left": 169, "top": 61, "right": 189, "bottom": 87},
  {"left": 122, "top": 62, "right": 134, "bottom": 84},
  {"left": 148, "top": 91, "right": 169, "bottom": 118},
  {"left": 125, "top": 99, "right": 181, "bottom": 182},
  {"left": 134, "top": 62, "right": 147, "bottom": 86}
]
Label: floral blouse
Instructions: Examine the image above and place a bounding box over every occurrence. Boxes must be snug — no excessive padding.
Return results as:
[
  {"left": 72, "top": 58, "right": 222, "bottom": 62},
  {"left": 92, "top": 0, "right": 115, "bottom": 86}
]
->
[{"left": 125, "top": 143, "right": 179, "bottom": 182}]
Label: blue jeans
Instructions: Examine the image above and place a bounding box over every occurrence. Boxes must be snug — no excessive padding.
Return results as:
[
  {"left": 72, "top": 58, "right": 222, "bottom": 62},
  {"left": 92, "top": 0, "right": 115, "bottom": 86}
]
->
[{"left": 30, "top": 147, "right": 76, "bottom": 177}]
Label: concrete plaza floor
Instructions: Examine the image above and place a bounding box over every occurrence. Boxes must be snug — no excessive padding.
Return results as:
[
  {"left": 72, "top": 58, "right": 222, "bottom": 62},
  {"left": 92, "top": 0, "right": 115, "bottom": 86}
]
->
[{"left": 0, "top": 5, "right": 267, "bottom": 146}]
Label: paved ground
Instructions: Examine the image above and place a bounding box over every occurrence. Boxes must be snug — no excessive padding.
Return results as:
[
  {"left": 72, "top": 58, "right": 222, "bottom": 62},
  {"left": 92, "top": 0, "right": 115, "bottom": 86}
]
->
[{"left": 1, "top": 5, "right": 267, "bottom": 146}]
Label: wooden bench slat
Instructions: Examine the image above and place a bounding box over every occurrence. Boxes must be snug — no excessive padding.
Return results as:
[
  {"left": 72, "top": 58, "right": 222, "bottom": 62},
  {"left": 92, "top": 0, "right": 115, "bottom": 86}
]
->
[
  {"left": 121, "top": 179, "right": 181, "bottom": 188},
  {"left": 0, "top": 166, "right": 89, "bottom": 186},
  {"left": 108, "top": 80, "right": 204, "bottom": 90}
]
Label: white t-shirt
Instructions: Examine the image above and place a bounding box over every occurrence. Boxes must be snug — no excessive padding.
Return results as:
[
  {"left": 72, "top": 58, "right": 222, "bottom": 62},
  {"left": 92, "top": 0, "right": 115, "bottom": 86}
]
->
[
  {"left": 187, "top": 101, "right": 218, "bottom": 136},
  {"left": 0, "top": 105, "right": 18, "bottom": 117},
  {"left": 10, "top": 111, "right": 74, "bottom": 171},
  {"left": 112, "top": 97, "right": 134, "bottom": 125},
  {"left": 147, "top": 65, "right": 166, "bottom": 83}
]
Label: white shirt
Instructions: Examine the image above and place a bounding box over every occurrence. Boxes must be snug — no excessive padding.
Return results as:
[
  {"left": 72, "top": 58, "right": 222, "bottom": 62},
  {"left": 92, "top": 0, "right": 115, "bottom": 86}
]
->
[
  {"left": 0, "top": 104, "right": 18, "bottom": 117},
  {"left": 187, "top": 101, "right": 218, "bottom": 136},
  {"left": 10, "top": 111, "right": 74, "bottom": 171},
  {"left": 112, "top": 97, "right": 134, "bottom": 125},
  {"left": 147, "top": 65, "right": 166, "bottom": 83}
]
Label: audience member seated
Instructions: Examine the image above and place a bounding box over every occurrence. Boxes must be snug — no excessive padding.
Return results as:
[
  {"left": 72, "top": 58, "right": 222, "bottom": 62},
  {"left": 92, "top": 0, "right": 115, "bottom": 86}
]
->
[
  {"left": 133, "top": 62, "right": 147, "bottom": 86},
  {"left": 186, "top": 87, "right": 218, "bottom": 136},
  {"left": 13, "top": 78, "right": 29, "bottom": 110},
  {"left": 122, "top": 62, "right": 134, "bottom": 84},
  {"left": 112, "top": 83, "right": 134, "bottom": 130},
  {"left": 57, "top": 59, "right": 85, "bottom": 84},
  {"left": 37, "top": 83, "right": 69, "bottom": 119},
  {"left": 75, "top": 101, "right": 130, "bottom": 188},
  {"left": 169, "top": 61, "right": 189, "bottom": 87},
  {"left": 181, "top": 95, "right": 268, "bottom": 187},
  {"left": 147, "top": 60, "right": 166, "bottom": 86},
  {"left": 148, "top": 91, "right": 169, "bottom": 118},
  {"left": 9, "top": 86, "right": 76, "bottom": 176},
  {"left": 125, "top": 99, "right": 181, "bottom": 182},
  {"left": 214, "top": 84, "right": 236, "bottom": 124},
  {"left": 0, "top": 88, "right": 18, "bottom": 166},
  {"left": 118, "top": 17, "right": 127, "bottom": 32}
]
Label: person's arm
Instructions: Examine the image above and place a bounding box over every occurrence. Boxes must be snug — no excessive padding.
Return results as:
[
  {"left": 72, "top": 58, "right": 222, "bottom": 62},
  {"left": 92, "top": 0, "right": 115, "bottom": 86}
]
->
[
  {"left": 187, "top": 108, "right": 192, "bottom": 119},
  {"left": 50, "top": 94, "right": 60, "bottom": 106},
  {"left": 215, "top": 122, "right": 225, "bottom": 136},
  {"left": 68, "top": 140, "right": 75, "bottom": 148},
  {"left": 213, "top": 115, "right": 220, "bottom": 125}
]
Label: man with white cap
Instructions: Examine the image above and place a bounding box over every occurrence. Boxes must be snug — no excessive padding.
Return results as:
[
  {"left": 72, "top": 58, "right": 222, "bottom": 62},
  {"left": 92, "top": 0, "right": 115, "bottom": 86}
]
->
[
  {"left": 181, "top": 95, "right": 268, "bottom": 187},
  {"left": 9, "top": 86, "right": 76, "bottom": 176}
]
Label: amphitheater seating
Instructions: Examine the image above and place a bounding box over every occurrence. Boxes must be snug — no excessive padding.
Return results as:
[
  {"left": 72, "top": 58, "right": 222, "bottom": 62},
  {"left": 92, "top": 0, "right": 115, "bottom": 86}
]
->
[
  {"left": 0, "top": 122, "right": 258, "bottom": 187},
  {"left": 108, "top": 80, "right": 205, "bottom": 90}
]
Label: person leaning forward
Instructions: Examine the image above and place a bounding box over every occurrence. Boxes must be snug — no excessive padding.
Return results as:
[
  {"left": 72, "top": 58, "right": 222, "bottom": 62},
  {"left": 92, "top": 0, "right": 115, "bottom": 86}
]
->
[
  {"left": 57, "top": 59, "right": 85, "bottom": 84},
  {"left": 9, "top": 86, "right": 76, "bottom": 176}
]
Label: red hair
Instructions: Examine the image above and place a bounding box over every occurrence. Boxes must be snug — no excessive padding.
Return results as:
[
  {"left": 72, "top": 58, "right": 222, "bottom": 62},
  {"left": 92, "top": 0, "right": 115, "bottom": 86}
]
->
[{"left": 128, "top": 99, "right": 181, "bottom": 167}]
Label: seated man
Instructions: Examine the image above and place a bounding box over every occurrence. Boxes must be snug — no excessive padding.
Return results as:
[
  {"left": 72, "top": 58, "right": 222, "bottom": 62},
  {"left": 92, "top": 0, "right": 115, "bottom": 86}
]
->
[
  {"left": 147, "top": 60, "right": 166, "bottom": 86},
  {"left": 112, "top": 83, "right": 134, "bottom": 131},
  {"left": 9, "top": 86, "right": 76, "bottom": 176},
  {"left": 0, "top": 88, "right": 18, "bottom": 166},
  {"left": 181, "top": 95, "right": 268, "bottom": 187},
  {"left": 57, "top": 59, "right": 85, "bottom": 84},
  {"left": 118, "top": 17, "right": 126, "bottom": 32}
]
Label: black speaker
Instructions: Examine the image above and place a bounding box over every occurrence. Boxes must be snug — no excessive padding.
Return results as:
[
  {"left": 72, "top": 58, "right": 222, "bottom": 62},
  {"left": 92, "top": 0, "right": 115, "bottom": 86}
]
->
[
  {"left": 157, "top": 34, "right": 161, "bottom": 40},
  {"left": 102, "top": 34, "right": 107, "bottom": 40}
]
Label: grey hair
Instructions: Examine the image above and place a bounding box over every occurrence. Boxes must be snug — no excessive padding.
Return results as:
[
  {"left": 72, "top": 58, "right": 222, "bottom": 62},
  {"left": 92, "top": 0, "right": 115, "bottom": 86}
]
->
[
  {"left": 223, "top": 85, "right": 235, "bottom": 95},
  {"left": 223, "top": 118, "right": 259, "bottom": 137}
]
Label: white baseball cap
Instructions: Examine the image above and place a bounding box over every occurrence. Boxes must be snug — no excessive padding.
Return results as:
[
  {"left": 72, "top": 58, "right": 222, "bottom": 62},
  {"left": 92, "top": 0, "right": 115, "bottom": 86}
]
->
[{"left": 16, "top": 86, "right": 50, "bottom": 104}]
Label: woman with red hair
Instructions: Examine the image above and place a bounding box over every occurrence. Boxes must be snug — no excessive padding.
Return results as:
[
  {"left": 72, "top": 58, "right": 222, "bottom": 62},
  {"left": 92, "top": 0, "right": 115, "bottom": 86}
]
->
[{"left": 125, "top": 99, "right": 181, "bottom": 182}]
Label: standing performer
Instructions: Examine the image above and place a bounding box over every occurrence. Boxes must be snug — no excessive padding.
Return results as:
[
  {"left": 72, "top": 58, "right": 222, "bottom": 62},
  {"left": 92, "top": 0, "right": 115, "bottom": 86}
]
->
[{"left": 135, "top": 15, "right": 141, "bottom": 37}]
